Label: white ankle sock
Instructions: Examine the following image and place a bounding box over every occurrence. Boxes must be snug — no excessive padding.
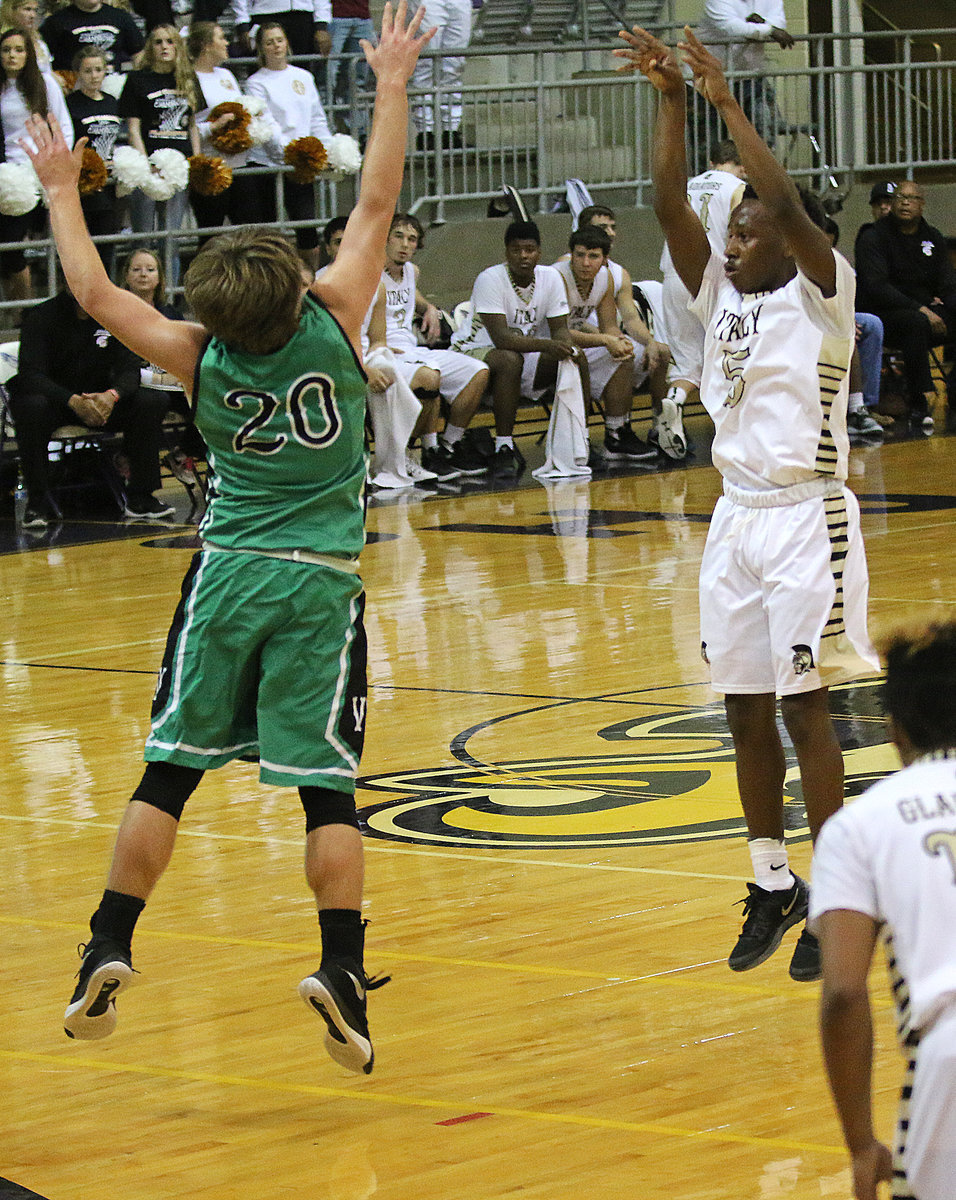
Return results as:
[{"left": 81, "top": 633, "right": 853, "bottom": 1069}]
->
[
  {"left": 495, "top": 436, "right": 514, "bottom": 450},
  {"left": 748, "top": 838, "right": 794, "bottom": 891},
  {"left": 421, "top": 433, "right": 438, "bottom": 449},
  {"left": 443, "top": 424, "right": 465, "bottom": 445},
  {"left": 848, "top": 390, "right": 865, "bottom": 415}
]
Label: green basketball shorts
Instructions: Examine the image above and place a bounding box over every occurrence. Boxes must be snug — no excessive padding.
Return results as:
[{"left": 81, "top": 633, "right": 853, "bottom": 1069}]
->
[{"left": 145, "top": 549, "right": 367, "bottom": 790}]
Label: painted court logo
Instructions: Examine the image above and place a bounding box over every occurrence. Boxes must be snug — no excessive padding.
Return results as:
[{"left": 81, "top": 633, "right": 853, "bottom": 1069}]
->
[{"left": 359, "top": 679, "right": 894, "bottom": 849}]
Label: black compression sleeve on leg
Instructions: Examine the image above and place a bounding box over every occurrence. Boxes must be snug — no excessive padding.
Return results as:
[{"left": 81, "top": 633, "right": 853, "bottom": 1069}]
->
[
  {"left": 299, "top": 786, "right": 360, "bottom": 832},
  {"left": 130, "top": 761, "right": 204, "bottom": 820}
]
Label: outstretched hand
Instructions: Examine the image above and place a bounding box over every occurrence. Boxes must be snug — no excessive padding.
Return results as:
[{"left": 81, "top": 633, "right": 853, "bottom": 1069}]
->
[
  {"left": 613, "top": 26, "right": 684, "bottom": 95},
  {"left": 362, "top": 1, "right": 436, "bottom": 86},
  {"left": 19, "top": 113, "right": 86, "bottom": 194},
  {"left": 678, "top": 26, "right": 733, "bottom": 107}
]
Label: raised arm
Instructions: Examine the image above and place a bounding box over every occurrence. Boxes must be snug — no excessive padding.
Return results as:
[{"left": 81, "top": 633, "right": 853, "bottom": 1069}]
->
[
  {"left": 614, "top": 27, "right": 710, "bottom": 298},
  {"left": 20, "top": 115, "right": 206, "bottom": 389},
  {"left": 679, "top": 25, "right": 835, "bottom": 295},
  {"left": 315, "top": 1, "right": 435, "bottom": 345}
]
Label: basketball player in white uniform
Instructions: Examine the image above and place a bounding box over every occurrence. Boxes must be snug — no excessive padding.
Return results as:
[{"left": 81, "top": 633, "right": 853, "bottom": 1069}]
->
[
  {"left": 658, "top": 139, "right": 746, "bottom": 459},
  {"left": 812, "top": 621, "right": 956, "bottom": 1200},
  {"left": 552, "top": 224, "right": 656, "bottom": 461},
  {"left": 451, "top": 219, "right": 575, "bottom": 478},
  {"left": 382, "top": 213, "right": 490, "bottom": 478},
  {"left": 617, "top": 25, "right": 879, "bottom": 983}
]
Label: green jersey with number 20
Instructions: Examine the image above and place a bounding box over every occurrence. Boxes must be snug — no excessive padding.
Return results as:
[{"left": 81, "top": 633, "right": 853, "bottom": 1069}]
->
[{"left": 195, "top": 292, "right": 368, "bottom": 558}]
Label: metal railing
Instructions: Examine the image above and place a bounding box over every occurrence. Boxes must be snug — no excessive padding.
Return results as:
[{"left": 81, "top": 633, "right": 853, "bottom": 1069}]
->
[{"left": 5, "top": 26, "right": 956, "bottom": 319}]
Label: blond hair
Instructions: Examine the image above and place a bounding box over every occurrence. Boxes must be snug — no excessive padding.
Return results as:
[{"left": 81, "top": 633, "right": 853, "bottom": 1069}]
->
[
  {"left": 134, "top": 23, "right": 199, "bottom": 110},
  {"left": 184, "top": 228, "right": 305, "bottom": 355}
]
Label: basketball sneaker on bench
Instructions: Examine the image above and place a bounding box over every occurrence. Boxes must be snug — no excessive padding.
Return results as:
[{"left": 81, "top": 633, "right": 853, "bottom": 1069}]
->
[
  {"left": 298, "top": 962, "right": 390, "bottom": 1074},
  {"left": 728, "top": 875, "right": 808, "bottom": 971},
  {"left": 64, "top": 938, "right": 134, "bottom": 1040}
]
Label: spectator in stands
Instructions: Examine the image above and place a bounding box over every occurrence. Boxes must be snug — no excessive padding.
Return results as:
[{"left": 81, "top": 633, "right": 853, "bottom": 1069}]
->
[
  {"left": 119, "top": 246, "right": 206, "bottom": 496},
  {"left": 856, "top": 180, "right": 956, "bottom": 433},
  {"left": 120, "top": 24, "right": 201, "bottom": 286},
  {"left": 450, "top": 219, "right": 575, "bottom": 479},
  {"left": 823, "top": 216, "right": 885, "bottom": 440},
  {"left": 553, "top": 224, "right": 658, "bottom": 463},
  {"left": 694, "top": 0, "right": 793, "bottom": 165},
  {"left": 41, "top": 0, "right": 143, "bottom": 73},
  {"left": 0, "top": 27, "right": 73, "bottom": 320},
  {"left": 187, "top": 21, "right": 257, "bottom": 243},
  {"left": 329, "top": 0, "right": 373, "bottom": 138},
  {"left": 377, "top": 213, "right": 489, "bottom": 480},
  {"left": 246, "top": 20, "right": 332, "bottom": 274},
  {"left": 232, "top": 0, "right": 331, "bottom": 60},
  {"left": 412, "top": 0, "right": 470, "bottom": 148},
  {"left": 657, "top": 138, "right": 745, "bottom": 459},
  {"left": 1, "top": 0, "right": 54, "bottom": 75},
  {"left": 572, "top": 203, "right": 671, "bottom": 447},
  {"left": 67, "top": 47, "right": 121, "bottom": 273},
  {"left": 8, "top": 282, "right": 173, "bottom": 526}
]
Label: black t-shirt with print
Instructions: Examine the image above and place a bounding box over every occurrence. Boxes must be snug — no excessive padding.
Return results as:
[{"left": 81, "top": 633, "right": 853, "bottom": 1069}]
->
[
  {"left": 40, "top": 3, "right": 144, "bottom": 70},
  {"left": 119, "top": 69, "right": 192, "bottom": 155}
]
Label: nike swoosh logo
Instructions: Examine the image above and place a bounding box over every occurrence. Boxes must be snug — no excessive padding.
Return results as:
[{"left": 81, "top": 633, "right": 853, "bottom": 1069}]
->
[
  {"left": 782, "top": 891, "right": 799, "bottom": 916},
  {"left": 769, "top": 863, "right": 785, "bottom": 871}
]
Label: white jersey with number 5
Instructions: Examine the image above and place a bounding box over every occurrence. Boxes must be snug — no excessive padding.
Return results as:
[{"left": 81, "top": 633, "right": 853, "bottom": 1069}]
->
[{"left": 689, "top": 250, "right": 855, "bottom": 492}]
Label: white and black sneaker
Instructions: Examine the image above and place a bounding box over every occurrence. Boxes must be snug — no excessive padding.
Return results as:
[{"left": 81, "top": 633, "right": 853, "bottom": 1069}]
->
[
  {"left": 602, "top": 425, "right": 657, "bottom": 462},
  {"left": 655, "top": 393, "right": 687, "bottom": 460},
  {"left": 298, "top": 962, "right": 389, "bottom": 1075},
  {"left": 847, "top": 409, "right": 883, "bottom": 441},
  {"left": 64, "top": 939, "right": 134, "bottom": 1040},
  {"left": 124, "top": 493, "right": 176, "bottom": 520},
  {"left": 403, "top": 455, "right": 439, "bottom": 484}
]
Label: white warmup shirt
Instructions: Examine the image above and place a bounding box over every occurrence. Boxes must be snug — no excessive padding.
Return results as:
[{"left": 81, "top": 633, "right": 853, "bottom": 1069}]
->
[
  {"left": 451, "top": 263, "right": 569, "bottom": 353},
  {"left": 195, "top": 67, "right": 251, "bottom": 168},
  {"left": 246, "top": 64, "right": 332, "bottom": 165}
]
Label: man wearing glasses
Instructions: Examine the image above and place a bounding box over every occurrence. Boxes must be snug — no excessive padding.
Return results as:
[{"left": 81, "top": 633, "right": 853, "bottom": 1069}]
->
[{"left": 856, "top": 181, "right": 956, "bottom": 432}]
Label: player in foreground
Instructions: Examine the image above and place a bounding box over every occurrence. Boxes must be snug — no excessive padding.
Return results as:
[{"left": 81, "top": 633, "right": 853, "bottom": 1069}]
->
[
  {"left": 615, "top": 25, "right": 878, "bottom": 981},
  {"left": 812, "top": 622, "right": 956, "bottom": 1200},
  {"left": 25, "top": 0, "right": 434, "bottom": 1074}
]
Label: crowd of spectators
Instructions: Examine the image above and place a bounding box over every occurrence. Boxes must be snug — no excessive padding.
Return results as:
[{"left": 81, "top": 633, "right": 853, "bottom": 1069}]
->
[{"left": 4, "top": 1, "right": 954, "bottom": 522}]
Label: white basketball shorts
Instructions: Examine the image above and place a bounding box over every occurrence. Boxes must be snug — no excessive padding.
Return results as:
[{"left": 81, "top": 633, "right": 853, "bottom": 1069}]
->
[{"left": 699, "top": 485, "right": 878, "bottom": 695}]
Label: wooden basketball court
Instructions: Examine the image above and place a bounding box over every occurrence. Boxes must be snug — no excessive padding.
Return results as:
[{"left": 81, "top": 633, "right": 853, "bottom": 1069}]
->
[{"left": 2, "top": 418, "right": 954, "bottom": 1200}]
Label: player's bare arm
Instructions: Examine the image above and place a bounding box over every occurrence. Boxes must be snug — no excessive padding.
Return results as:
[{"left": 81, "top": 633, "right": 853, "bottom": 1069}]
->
[
  {"left": 21, "top": 114, "right": 206, "bottom": 392},
  {"left": 615, "top": 27, "right": 709, "bottom": 297},
  {"left": 679, "top": 25, "right": 837, "bottom": 296},
  {"left": 315, "top": 1, "right": 436, "bottom": 348},
  {"left": 817, "top": 909, "right": 893, "bottom": 1200},
  {"left": 364, "top": 283, "right": 394, "bottom": 393},
  {"left": 595, "top": 288, "right": 634, "bottom": 359},
  {"left": 614, "top": 265, "right": 669, "bottom": 369}
]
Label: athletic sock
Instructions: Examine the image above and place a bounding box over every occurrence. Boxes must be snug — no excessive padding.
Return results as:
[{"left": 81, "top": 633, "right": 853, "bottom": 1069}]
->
[
  {"left": 319, "top": 908, "right": 365, "bottom": 969},
  {"left": 420, "top": 432, "right": 438, "bottom": 449},
  {"left": 443, "top": 423, "right": 465, "bottom": 445},
  {"left": 748, "top": 838, "right": 794, "bottom": 891},
  {"left": 605, "top": 414, "right": 627, "bottom": 431},
  {"left": 848, "top": 390, "right": 866, "bottom": 415},
  {"left": 89, "top": 889, "right": 146, "bottom": 951},
  {"left": 494, "top": 436, "right": 514, "bottom": 451}
]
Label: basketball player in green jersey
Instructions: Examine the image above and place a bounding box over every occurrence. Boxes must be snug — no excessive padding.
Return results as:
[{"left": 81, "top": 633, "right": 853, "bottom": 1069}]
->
[{"left": 24, "top": 0, "right": 435, "bottom": 1075}]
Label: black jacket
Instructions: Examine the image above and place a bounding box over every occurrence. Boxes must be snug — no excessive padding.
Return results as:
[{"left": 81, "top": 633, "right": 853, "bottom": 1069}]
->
[
  {"left": 855, "top": 214, "right": 956, "bottom": 315},
  {"left": 12, "top": 291, "right": 141, "bottom": 406}
]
